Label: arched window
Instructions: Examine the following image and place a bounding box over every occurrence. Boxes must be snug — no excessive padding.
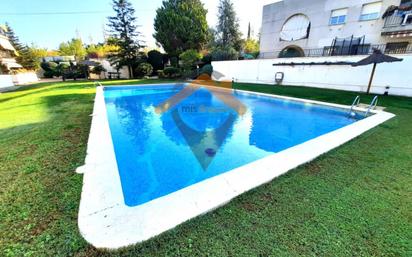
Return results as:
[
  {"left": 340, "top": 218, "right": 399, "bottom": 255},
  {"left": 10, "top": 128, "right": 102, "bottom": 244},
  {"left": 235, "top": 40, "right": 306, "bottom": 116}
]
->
[{"left": 280, "top": 14, "right": 311, "bottom": 41}]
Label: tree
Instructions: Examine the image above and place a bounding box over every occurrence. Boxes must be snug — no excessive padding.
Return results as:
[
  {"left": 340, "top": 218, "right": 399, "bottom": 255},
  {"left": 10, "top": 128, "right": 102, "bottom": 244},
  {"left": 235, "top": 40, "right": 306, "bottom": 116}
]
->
[
  {"left": 154, "top": 0, "right": 209, "bottom": 57},
  {"left": 179, "top": 49, "right": 202, "bottom": 71},
  {"left": 135, "top": 63, "right": 153, "bottom": 77},
  {"left": 86, "top": 43, "right": 119, "bottom": 58},
  {"left": 107, "top": 0, "right": 144, "bottom": 78},
  {"left": 5, "top": 23, "right": 23, "bottom": 53},
  {"left": 147, "top": 50, "right": 164, "bottom": 72},
  {"left": 58, "top": 38, "right": 87, "bottom": 60},
  {"left": 18, "top": 45, "right": 48, "bottom": 71},
  {"left": 216, "top": 0, "right": 242, "bottom": 51},
  {"left": 244, "top": 39, "right": 259, "bottom": 54},
  {"left": 3, "top": 24, "right": 47, "bottom": 71}
]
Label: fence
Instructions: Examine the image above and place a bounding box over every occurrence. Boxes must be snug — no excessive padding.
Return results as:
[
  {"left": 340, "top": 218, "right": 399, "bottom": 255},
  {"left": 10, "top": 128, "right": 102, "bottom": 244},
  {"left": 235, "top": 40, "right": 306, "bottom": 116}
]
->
[
  {"left": 259, "top": 43, "right": 412, "bottom": 59},
  {"left": 383, "top": 12, "right": 412, "bottom": 28},
  {"left": 211, "top": 54, "right": 412, "bottom": 97}
]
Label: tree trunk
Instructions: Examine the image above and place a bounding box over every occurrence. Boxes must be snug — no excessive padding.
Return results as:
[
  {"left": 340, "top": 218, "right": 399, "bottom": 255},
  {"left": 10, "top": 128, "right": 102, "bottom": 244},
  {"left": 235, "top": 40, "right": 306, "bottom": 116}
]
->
[{"left": 128, "top": 65, "right": 133, "bottom": 79}]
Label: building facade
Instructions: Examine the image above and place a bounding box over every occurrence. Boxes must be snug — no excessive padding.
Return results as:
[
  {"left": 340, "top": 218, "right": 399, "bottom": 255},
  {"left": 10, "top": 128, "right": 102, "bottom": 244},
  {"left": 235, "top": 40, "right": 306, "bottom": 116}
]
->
[
  {"left": 260, "top": 0, "right": 412, "bottom": 58},
  {"left": 0, "top": 25, "right": 22, "bottom": 74}
]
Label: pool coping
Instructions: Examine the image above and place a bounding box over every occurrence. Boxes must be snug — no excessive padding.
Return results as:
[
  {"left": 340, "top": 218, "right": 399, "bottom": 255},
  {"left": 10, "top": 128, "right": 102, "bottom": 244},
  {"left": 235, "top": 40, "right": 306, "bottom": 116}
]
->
[{"left": 78, "top": 83, "right": 395, "bottom": 249}]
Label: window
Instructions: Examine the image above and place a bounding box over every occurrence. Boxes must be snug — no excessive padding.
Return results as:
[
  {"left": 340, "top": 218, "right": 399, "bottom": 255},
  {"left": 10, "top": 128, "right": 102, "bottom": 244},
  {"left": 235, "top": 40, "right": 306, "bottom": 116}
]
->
[
  {"left": 385, "top": 42, "right": 409, "bottom": 54},
  {"left": 360, "top": 2, "right": 382, "bottom": 21},
  {"left": 280, "top": 14, "right": 311, "bottom": 41},
  {"left": 400, "top": 0, "right": 412, "bottom": 8},
  {"left": 330, "top": 8, "right": 348, "bottom": 25}
]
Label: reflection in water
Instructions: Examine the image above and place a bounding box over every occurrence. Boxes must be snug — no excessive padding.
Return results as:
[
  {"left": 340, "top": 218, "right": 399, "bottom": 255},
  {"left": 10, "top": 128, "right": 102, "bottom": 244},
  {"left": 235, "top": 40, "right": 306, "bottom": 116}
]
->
[
  {"left": 243, "top": 93, "right": 355, "bottom": 152},
  {"left": 112, "top": 95, "right": 152, "bottom": 154},
  {"left": 160, "top": 88, "right": 236, "bottom": 152},
  {"left": 171, "top": 108, "right": 236, "bottom": 170}
]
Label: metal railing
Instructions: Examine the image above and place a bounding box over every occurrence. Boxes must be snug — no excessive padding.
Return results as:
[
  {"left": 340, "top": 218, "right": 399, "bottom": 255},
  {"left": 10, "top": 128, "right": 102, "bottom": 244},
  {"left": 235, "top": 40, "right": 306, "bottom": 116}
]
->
[
  {"left": 383, "top": 12, "right": 412, "bottom": 28},
  {"left": 365, "top": 96, "right": 379, "bottom": 117},
  {"left": 258, "top": 43, "right": 412, "bottom": 59}
]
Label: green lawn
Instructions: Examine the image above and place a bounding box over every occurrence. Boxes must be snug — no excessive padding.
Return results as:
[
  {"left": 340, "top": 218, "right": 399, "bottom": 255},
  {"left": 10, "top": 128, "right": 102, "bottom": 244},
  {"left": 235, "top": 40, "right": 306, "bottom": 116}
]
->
[{"left": 0, "top": 80, "right": 411, "bottom": 257}]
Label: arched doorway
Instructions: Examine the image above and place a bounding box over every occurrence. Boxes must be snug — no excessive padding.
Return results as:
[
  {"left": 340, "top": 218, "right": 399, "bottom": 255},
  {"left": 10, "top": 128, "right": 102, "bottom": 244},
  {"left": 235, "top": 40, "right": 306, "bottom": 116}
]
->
[{"left": 278, "top": 46, "right": 305, "bottom": 58}]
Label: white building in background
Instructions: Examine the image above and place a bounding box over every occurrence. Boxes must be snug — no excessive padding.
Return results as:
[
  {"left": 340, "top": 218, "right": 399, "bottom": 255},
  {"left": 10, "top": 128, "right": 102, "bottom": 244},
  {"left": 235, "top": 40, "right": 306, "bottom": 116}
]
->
[
  {"left": 0, "top": 25, "right": 22, "bottom": 74},
  {"left": 260, "top": 0, "right": 412, "bottom": 58},
  {"left": 0, "top": 25, "right": 39, "bottom": 89}
]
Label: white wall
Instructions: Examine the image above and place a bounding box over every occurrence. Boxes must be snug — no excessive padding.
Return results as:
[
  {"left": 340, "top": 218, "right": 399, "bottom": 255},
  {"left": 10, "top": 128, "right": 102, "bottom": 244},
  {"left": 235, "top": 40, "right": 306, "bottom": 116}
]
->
[
  {"left": 12, "top": 72, "right": 39, "bottom": 85},
  {"left": 212, "top": 54, "right": 412, "bottom": 97},
  {"left": 0, "top": 75, "right": 14, "bottom": 88},
  {"left": 89, "top": 59, "right": 130, "bottom": 79}
]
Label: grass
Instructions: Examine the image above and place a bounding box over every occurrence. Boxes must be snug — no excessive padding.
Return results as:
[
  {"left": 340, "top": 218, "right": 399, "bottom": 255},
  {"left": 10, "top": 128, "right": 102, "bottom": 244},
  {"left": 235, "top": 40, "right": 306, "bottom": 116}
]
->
[{"left": 0, "top": 80, "right": 411, "bottom": 256}]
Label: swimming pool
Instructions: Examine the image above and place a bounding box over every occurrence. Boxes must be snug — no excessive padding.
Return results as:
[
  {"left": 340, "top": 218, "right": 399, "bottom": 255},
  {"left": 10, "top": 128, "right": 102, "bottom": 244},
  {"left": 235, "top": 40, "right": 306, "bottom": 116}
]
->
[
  {"left": 104, "top": 84, "right": 363, "bottom": 207},
  {"left": 78, "top": 83, "right": 394, "bottom": 249}
]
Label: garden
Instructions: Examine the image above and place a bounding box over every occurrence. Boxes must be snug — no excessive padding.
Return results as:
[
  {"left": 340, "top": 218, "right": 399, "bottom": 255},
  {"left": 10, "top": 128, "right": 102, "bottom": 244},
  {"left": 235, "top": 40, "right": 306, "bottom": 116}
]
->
[{"left": 0, "top": 79, "right": 411, "bottom": 256}]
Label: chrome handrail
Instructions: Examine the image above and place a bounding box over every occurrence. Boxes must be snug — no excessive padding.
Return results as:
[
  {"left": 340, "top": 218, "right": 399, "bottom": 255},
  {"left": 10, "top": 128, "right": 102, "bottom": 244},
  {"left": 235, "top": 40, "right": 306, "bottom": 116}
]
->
[
  {"left": 365, "top": 96, "right": 378, "bottom": 117},
  {"left": 94, "top": 81, "right": 103, "bottom": 87},
  {"left": 349, "top": 95, "right": 360, "bottom": 116}
]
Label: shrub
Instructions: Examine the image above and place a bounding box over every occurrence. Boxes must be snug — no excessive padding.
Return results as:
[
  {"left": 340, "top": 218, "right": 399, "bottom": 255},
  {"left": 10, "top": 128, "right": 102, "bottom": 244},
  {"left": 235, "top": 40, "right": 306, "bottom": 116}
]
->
[
  {"left": 179, "top": 50, "right": 203, "bottom": 71},
  {"left": 135, "top": 63, "right": 154, "bottom": 77},
  {"left": 40, "top": 61, "right": 58, "bottom": 72},
  {"left": 200, "top": 64, "right": 213, "bottom": 76},
  {"left": 201, "top": 55, "right": 212, "bottom": 65},
  {"left": 211, "top": 46, "right": 239, "bottom": 61},
  {"left": 163, "top": 67, "right": 181, "bottom": 78},
  {"left": 170, "top": 57, "right": 179, "bottom": 68},
  {"left": 91, "top": 64, "right": 107, "bottom": 75},
  {"left": 40, "top": 62, "right": 59, "bottom": 78},
  {"left": 43, "top": 70, "right": 54, "bottom": 78},
  {"left": 147, "top": 50, "right": 164, "bottom": 72},
  {"left": 55, "top": 63, "right": 70, "bottom": 77}
]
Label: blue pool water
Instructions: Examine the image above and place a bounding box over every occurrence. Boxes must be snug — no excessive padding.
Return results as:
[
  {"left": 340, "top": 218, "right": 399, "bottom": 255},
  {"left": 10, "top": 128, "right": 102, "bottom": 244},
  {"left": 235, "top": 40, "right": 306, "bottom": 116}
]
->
[{"left": 104, "top": 84, "right": 363, "bottom": 206}]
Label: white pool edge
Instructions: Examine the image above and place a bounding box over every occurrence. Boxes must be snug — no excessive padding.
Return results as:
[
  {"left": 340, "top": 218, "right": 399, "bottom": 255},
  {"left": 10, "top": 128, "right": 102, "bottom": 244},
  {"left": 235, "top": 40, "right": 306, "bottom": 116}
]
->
[{"left": 78, "top": 84, "right": 395, "bottom": 249}]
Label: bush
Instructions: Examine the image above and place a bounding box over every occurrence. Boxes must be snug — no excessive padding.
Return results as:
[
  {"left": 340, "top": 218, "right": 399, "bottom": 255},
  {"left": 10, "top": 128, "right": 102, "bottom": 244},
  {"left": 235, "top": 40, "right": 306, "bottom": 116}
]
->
[
  {"left": 211, "top": 46, "right": 239, "bottom": 61},
  {"left": 147, "top": 50, "right": 164, "bottom": 72},
  {"left": 41, "top": 62, "right": 59, "bottom": 78},
  {"left": 91, "top": 64, "right": 107, "bottom": 75},
  {"left": 41, "top": 61, "right": 57, "bottom": 72},
  {"left": 201, "top": 55, "right": 212, "bottom": 65},
  {"left": 55, "top": 63, "right": 70, "bottom": 76},
  {"left": 200, "top": 64, "right": 213, "bottom": 76},
  {"left": 135, "top": 63, "right": 154, "bottom": 77},
  {"left": 43, "top": 70, "right": 54, "bottom": 78},
  {"left": 170, "top": 57, "right": 179, "bottom": 68},
  {"left": 163, "top": 67, "right": 181, "bottom": 78},
  {"left": 179, "top": 50, "right": 203, "bottom": 71}
]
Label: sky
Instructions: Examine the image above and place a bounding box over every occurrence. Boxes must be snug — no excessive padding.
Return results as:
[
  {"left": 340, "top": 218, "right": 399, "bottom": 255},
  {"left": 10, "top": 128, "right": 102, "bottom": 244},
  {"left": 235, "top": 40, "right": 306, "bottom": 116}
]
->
[{"left": 0, "top": 0, "right": 278, "bottom": 50}]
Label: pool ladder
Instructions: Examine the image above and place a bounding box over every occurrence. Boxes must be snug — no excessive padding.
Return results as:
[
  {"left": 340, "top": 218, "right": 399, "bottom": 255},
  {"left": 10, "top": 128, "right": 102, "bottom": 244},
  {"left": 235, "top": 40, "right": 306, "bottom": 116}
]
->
[
  {"left": 94, "top": 81, "right": 103, "bottom": 87},
  {"left": 349, "top": 96, "right": 360, "bottom": 116},
  {"left": 349, "top": 95, "right": 378, "bottom": 117},
  {"left": 365, "top": 96, "right": 378, "bottom": 117}
]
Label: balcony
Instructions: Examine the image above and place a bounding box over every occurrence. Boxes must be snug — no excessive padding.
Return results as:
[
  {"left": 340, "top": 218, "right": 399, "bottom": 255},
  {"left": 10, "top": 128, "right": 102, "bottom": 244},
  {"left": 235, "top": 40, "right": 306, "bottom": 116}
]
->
[{"left": 382, "top": 12, "right": 412, "bottom": 36}]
